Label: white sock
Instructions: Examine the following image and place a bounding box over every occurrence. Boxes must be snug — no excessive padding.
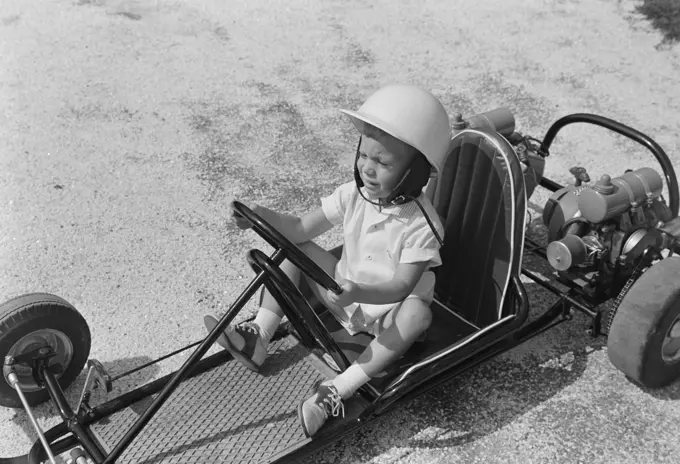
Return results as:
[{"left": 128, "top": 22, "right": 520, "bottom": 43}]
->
[
  {"left": 254, "top": 307, "right": 281, "bottom": 345},
  {"left": 331, "top": 363, "right": 371, "bottom": 400}
]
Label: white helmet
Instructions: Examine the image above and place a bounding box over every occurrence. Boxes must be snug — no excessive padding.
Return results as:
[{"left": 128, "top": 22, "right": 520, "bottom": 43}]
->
[{"left": 340, "top": 84, "right": 451, "bottom": 177}]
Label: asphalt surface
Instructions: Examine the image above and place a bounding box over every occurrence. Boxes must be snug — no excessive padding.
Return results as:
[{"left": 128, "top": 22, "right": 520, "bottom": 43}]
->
[{"left": 1, "top": 0, "right": 680, "bottom": 462}]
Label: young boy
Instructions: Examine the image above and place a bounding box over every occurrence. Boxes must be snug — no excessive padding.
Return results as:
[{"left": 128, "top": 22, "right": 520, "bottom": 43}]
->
[{"left": 204, "top": 84, "right": 452, "bottom": 437}]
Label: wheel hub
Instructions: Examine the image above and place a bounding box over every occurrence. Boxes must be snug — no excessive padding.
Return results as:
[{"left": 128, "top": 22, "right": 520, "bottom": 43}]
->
[
  {"left": 6, "top": 329, "right": 74, "bottom": 392},
  {"left": 662, "top": 315, "right": 680, "bottom": 364}
]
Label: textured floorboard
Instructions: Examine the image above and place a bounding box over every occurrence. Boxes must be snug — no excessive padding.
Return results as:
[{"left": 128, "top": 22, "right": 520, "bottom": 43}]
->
[{"left": 91, "top": 337, "right": 326, "bottom": 464}]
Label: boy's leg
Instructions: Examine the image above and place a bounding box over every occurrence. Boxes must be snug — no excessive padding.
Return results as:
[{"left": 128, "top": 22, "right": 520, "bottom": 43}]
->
[
  {"left": 255, "top": 241, "right": 341, "bottom": 342},
  {"left": 299, "top": 298, "right": 432, "bottom": 436},
  {"left": 204, "top": 241, "right": 338, "bottom": 372},
  {"left": 351, "top": 297, "right": 433, "bottom": 377}
]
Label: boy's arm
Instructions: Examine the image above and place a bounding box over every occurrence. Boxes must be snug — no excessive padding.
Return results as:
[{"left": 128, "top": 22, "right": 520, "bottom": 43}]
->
[
  {"left": 249, "top": 203, "right": 334, "bottom": 244},
  {"left": 350, "top": 261, "right": 429, "bottom": 305}
]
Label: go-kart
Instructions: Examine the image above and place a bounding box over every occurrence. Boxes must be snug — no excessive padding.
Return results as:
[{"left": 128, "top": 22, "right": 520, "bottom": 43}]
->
[{"left": 1, "top": 110, "right": 679, "bottom": 464}]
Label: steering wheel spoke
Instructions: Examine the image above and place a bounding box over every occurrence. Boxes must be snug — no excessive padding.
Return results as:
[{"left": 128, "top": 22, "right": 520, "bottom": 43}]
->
[{"left": 232, "top": 201, "right": 343, "bottom": 295}]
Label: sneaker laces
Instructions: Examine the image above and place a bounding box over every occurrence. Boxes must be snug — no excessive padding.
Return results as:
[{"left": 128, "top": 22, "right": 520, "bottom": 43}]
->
[
  {"left": 320, "top": 385, "right": 345, "bottom": 419},
  {"left": 235, "top": 323, "right": 260, "bottom": 338}
]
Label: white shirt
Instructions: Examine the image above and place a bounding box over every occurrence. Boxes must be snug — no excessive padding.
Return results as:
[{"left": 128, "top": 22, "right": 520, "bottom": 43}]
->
[{"left": 320, "top": 181, "right": 444, "bottom": 327}]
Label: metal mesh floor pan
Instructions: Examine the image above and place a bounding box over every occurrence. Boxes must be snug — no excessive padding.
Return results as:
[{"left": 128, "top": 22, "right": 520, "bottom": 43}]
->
[{"left": 90, "top": 337, "right": 327, "bottom": 463}]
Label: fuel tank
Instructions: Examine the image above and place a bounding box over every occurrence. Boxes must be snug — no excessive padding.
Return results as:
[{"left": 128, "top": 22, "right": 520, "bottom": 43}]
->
[{"left": 578, "top": 168, "right": 664, "bottom": 223}]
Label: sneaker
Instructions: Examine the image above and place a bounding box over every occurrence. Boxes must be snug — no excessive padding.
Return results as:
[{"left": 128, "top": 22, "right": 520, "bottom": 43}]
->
[
  {"left": 297, "top": 381, "right": 345, "bottom": 437},
  {"left": 203, "top": 315, "right": 267, "bottom": 372}
]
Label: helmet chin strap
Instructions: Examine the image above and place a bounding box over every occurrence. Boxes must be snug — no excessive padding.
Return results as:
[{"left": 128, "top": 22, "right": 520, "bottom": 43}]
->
[
  {"left": 354, "top": 185, "right": 407, "bottom": 211},
  {"left": 356, "top": 191, "right": 406, "bottom": 214}
]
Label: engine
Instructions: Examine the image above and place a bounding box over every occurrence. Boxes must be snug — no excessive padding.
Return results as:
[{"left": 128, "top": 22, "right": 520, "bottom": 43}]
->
[{"left": 542, "top": 166, "right": 677, "bottom": 299}]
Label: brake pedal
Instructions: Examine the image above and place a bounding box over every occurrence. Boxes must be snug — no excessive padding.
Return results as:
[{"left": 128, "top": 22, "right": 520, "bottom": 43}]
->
[{"left": 76, "top": 359, "right": 112, "bottom": 415}]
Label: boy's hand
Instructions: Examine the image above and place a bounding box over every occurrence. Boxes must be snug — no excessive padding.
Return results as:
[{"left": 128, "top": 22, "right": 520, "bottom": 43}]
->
[
  {"left": 327, "top": 279, "right": 358, "bottom": 308},
  {"left": 228, "top": 200, "right": 258, "bottom": 230}
]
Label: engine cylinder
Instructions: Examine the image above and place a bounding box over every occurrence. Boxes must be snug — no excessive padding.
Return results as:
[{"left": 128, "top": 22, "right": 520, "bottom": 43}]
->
[{"left": 577, "top": 167, "right": 664, "bottom": 223}]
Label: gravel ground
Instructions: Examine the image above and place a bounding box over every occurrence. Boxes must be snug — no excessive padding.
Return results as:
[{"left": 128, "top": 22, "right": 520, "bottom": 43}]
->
[{"left": 1, "top": 0, "right": 679, "bottom": 462}]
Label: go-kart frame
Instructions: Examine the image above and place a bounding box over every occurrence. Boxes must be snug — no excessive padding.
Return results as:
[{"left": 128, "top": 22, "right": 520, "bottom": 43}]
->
[{"left": 2, "top": 112, "right": 679, "bottom": 464}]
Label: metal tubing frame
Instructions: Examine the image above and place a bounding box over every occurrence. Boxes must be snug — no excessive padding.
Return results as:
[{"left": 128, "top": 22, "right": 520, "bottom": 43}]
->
[
  {"left": 8, "top": 370, "right": 59, "bottom": 464},
  {"left": 512, "top": 294, "right": 574, "bottom": 343},
  {"left": 37, "top": 364, "right": 106, "bottom": 463},
  {"left": 520, "top": 268, "right": 598, "bottom": 319},
  {"left": 541, "top": 113, "right": 679, "bottom": 217}
]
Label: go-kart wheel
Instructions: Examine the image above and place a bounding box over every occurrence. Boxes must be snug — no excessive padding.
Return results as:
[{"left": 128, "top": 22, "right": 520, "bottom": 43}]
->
[
  {"left": 0, "top": 293, "right": 91, "bottom": 408},
  {"left": 232, "top": 201, "right": 343, "bottom": 295},
  {"left": 607, "top": 256, "right": 680, "bottom": 388}
]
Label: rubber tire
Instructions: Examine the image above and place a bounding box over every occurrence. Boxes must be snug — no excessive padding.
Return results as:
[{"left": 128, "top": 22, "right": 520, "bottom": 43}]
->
[
  {"left": 607, "top": 256, "right": 680, "bottom": 388},
  {"left": 0, "top": 293, "right": 91, "bottom": 408}
]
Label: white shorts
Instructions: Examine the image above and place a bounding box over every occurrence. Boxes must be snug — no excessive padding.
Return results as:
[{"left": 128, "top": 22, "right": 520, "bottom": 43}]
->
[
  {"left": 326, "top": 295, "right": 426, "bottom": 337},
  {"left": 332, "top": 303, "right": 386, "bottom": 336}
]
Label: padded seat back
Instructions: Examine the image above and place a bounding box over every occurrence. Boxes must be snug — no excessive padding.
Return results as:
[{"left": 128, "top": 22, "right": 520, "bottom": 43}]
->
[{"left": 433, "top": 128, "right": 527, "bottom": 328}]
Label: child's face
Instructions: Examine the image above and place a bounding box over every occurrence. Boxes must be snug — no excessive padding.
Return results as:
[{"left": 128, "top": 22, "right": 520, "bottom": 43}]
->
[{"left": 357, "top": 135, "right": 415, "bottom": 200}]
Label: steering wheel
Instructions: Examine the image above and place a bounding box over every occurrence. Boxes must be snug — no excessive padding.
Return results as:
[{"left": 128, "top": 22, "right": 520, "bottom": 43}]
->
[{"left": 231, "top": 201, "right": 343, "bottom": 295}]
